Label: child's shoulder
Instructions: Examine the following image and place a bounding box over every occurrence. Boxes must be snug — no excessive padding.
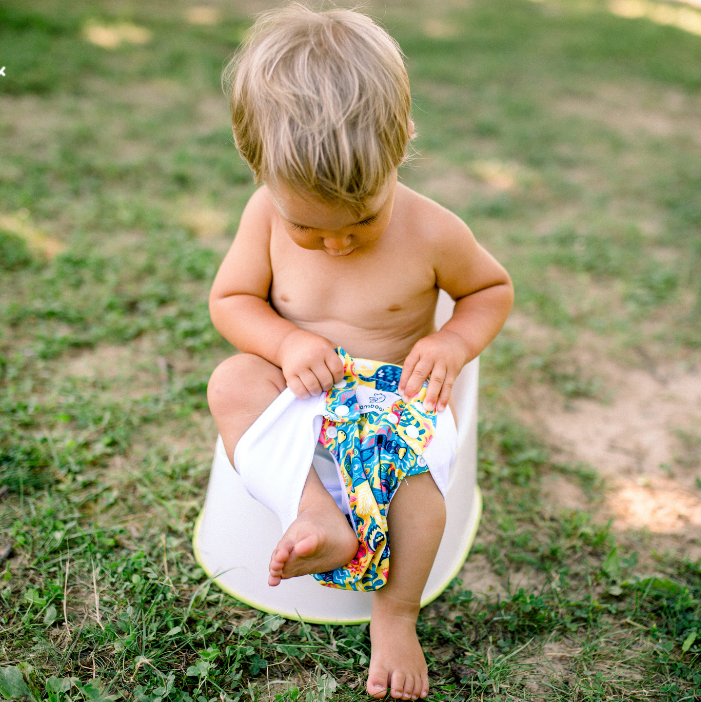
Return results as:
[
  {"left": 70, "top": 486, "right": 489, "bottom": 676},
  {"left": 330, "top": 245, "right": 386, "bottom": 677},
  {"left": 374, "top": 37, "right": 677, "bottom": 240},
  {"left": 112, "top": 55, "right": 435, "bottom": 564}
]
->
[
  {"left": 394, "top": 183, "right": 473, "bottom": 247},
  {"left": 244, "top": 185, "right": 277, "bottom": 220}
]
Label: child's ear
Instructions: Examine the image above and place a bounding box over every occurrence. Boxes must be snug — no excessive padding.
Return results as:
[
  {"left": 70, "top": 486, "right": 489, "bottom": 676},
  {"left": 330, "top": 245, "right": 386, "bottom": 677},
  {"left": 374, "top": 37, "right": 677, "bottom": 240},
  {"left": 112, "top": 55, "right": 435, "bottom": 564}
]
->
[{"left": 408, "top": 120, "right": 415, "bottom": 138}]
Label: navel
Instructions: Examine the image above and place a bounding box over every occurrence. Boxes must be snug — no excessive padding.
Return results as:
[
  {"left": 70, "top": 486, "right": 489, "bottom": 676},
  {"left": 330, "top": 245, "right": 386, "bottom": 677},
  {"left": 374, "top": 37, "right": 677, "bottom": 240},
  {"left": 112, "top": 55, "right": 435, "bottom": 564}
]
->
[{"left": 388, "top": 304, "right": 402, "bottom": 312}]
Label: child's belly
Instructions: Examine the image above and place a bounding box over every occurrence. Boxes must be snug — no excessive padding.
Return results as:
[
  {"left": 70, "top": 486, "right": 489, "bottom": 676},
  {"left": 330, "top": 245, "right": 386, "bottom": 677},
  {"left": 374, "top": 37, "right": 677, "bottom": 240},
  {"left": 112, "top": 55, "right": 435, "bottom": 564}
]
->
[
  {"left": 286, "top": 314, "right": 436, "bottom": 364},
  {"left": 270, "top": 282, "right": 438, "bottom": 364}
]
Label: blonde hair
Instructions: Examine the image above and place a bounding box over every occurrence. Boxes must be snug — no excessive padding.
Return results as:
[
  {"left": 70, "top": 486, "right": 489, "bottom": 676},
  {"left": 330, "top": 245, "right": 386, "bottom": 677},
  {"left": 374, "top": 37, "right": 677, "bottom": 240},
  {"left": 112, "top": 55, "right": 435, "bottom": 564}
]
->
[{"left": 222, "top": 3, "right": 412, "bottom": 211}]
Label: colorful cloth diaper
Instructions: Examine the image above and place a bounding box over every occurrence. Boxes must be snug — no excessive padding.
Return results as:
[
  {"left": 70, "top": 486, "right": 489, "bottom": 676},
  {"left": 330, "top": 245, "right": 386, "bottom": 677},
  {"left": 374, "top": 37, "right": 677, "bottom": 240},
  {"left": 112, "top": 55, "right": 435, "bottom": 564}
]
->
[{"left": 313, "top": 348, "right": 436, "bottom": 591}]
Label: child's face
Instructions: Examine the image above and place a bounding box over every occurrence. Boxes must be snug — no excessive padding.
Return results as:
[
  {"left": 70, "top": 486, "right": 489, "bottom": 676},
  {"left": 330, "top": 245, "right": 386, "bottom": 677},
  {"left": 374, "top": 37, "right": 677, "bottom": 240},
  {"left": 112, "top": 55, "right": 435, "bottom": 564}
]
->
[{"left": 268, "top": 172, "right": 397, "bottom": 257}]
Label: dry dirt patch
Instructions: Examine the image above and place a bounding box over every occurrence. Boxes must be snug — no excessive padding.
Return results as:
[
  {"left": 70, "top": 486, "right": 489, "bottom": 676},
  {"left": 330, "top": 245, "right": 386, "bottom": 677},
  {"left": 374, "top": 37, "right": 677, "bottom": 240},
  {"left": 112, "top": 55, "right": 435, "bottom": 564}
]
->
[
  {"left": 556, "top": 82, "right": 701, "bottom": 147},
  {"left": 64, "top": 341, "right": 162, "bottom": 392},
  {"left": 196, "top": 93, "right": 229, "bottom": 134},
  {"left": 415, "top": 154, "right": 536, "bottom": 212},
  {"left": 534, "top": 354, "right": 701, "bottom": 481},
  {"left": 420, "top": 167, "right": 483, "bottom": 211},
  {"left": 458, "top": 548, "right": 548, "bottom": 596},
  {"left": 116, "top": 78, "right": 187, "bottom": 111},
  {"left": 505, "top": 313, "right": 701, "bottom": 538},
  {"left": 458, "top": 552, "right": 507, "bottom": 596},
  {"left": 0, "top": 95, "right": 91, "bottom": 158},
  {"left": 541, "top": 473, "right": 588, "bottom": 511}
]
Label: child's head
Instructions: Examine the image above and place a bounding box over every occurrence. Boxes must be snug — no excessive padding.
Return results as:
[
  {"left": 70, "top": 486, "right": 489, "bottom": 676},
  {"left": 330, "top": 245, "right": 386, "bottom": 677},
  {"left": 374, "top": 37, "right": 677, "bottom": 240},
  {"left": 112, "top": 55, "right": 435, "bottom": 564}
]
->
[{"left": 223, "top": 3, "right": 413, "bottom": 214}]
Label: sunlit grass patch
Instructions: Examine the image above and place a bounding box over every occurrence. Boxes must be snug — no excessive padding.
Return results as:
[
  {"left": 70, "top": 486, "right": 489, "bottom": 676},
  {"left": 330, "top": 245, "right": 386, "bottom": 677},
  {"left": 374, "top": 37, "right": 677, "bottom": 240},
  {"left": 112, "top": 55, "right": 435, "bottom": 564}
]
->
[{"left": 82, "top": 20, "right": 152, "bottom": 50}]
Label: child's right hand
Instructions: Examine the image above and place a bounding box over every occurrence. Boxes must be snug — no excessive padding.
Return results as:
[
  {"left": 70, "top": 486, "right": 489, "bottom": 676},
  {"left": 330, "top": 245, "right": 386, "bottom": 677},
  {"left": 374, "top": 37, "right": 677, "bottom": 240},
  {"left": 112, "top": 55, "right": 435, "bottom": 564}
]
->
[{"left": 277, "top": 329, "right": 345, "bottom": 399}]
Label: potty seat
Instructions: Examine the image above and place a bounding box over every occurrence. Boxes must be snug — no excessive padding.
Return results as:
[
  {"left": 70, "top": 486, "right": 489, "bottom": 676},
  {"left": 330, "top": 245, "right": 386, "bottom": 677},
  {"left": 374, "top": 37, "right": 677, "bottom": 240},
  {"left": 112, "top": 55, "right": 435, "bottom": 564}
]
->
[{"left": 192, "top": 291, "right": 481, "bottom": 624}]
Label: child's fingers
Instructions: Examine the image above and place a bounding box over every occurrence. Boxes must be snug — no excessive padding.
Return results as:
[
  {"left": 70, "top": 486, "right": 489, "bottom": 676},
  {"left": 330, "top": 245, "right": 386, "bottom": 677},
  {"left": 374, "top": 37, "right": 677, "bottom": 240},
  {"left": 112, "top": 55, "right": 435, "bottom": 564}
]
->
[
  {"left": 299, "top": 369, "right": 323, "bottom": 396},
  {"left": 286, "top": 375, "right": 310, "bottom": 400},
  {"left": 398, "top": 349, "right": 420, "bottom": 394},
  {"left": 325, "top": 349, "right": 345, "bottom": 383},
  {"left": 402, "top": 358, "right": 433, "bottom": 401},
  {"left": 436, "top": 375, "right": 454, "bottom": 412},
  {"left": 313, "top": 363, "right": 335, "bottom": 392},
  {"left": 423, "top": 364, "right": 446, "bottom": 412}
]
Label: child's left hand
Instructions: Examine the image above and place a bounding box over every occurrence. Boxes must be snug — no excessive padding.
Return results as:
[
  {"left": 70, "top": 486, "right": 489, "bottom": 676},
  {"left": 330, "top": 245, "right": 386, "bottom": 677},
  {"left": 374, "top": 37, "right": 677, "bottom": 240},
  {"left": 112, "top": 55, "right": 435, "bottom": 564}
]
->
[{"left": 398, "top": 330, "right": 469, "bottom": 413}]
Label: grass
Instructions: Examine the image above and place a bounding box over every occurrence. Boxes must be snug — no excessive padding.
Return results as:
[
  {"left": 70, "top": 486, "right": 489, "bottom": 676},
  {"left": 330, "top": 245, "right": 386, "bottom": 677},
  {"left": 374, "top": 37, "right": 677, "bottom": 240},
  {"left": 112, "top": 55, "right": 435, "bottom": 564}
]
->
[{"left": 1, "top": 0, "right": 700, "bottom": 699}]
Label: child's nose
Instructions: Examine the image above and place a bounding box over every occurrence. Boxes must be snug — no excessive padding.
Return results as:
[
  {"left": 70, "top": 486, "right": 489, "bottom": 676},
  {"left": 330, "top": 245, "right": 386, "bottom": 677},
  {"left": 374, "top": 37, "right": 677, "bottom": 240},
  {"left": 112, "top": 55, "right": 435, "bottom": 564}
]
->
[{"left": 323, "top": 235, "right": 351, "bottom": 250}]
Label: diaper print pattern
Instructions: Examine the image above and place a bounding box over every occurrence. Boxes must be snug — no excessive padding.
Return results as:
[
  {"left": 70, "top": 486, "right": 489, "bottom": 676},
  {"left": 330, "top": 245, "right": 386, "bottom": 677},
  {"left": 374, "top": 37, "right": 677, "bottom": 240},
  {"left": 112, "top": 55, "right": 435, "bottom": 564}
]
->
[{"left": 313, "top": 348, "right": 436, "bottom": 591}]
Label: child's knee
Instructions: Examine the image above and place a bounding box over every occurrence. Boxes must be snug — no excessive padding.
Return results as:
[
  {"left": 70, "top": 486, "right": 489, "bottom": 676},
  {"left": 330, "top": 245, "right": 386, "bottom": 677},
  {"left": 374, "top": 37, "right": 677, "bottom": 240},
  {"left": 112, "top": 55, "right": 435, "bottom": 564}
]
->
[{"left": 207, "top": 353, "right": 285, "bottom": 416}]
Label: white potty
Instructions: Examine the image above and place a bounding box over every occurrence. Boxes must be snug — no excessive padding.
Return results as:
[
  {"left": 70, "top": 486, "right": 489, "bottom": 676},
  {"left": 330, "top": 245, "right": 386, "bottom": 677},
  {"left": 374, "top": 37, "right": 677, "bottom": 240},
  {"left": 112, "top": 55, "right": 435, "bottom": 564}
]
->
[{"left": 192, "top": 291, "right": 481, "bottom": 624}]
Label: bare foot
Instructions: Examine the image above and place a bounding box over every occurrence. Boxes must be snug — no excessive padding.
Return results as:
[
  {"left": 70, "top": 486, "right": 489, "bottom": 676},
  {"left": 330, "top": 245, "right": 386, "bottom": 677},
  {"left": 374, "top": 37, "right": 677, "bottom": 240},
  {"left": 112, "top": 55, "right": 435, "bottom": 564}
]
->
[
  {"left": 268, "top": 500, "right": 358, "bottom": 586},
  {"left": 367, "top": 604, "right": 428, "bottom": 700}
]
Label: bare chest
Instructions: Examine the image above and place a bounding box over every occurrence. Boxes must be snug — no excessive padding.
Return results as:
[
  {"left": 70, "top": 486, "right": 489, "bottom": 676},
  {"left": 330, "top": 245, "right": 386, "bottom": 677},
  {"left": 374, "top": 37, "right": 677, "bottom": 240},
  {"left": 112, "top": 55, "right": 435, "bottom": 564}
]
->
[{"left": 268, "top": 227, "right": 437, "bottom": 337}]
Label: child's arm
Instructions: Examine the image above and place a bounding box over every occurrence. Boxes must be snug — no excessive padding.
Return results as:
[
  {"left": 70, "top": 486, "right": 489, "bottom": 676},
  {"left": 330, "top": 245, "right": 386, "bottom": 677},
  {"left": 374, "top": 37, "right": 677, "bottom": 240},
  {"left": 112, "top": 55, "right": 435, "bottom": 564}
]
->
[
  {"left": 398, "top": 210, "right": 514, "bottom": 413},
  {"left": 209, "top": 188, "right": 344, "bottom": 398}
]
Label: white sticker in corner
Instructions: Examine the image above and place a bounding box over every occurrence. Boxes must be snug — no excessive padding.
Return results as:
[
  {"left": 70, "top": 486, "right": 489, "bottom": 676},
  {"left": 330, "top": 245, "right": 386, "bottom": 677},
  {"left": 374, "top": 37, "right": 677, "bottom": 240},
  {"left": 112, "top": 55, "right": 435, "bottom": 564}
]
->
[{"left": 355, "top": 385, "right": 400, "bottom": 414}]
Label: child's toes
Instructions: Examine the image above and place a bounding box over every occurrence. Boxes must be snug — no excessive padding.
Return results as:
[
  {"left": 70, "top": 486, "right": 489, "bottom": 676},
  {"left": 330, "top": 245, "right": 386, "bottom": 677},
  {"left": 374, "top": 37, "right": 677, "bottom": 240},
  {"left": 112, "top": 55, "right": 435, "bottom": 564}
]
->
[
  {"left": 401, "top": 674, "right": 416, "bottom": 700},
  {"left": 366, "top": 669, "right": 389, "bottom": 698},
  {"left": 419, "top": 673, "right": 429, "bottom": 699},
  {"left": 390, "top": 671, "right": 406, "bottom": 699},
  {"left": 268, "top": 541, "right": 293, "bottom": 585},
  {"left": 368, "top": 684, "right": 387, "bottom": 699},
  {"left": 268, "top": 566, "right": 285, "bottom": 585},
  {"left": 292, "top": 532, "right": 319, "bottom": 558},
  {"left": 268, "top": 555, "right": 284, "bottom": 578},
  {"left": 270, "top": 541, "right": 292, "bottom": 567},
  {"left": 410, "top": 676, "right": 423, "bottom": 700},
  {"left": 368, "top": 682, "right": 388, "bottom": 698},
  {"left": 269, "top": 553, "right": 284, "bottom": 572}
]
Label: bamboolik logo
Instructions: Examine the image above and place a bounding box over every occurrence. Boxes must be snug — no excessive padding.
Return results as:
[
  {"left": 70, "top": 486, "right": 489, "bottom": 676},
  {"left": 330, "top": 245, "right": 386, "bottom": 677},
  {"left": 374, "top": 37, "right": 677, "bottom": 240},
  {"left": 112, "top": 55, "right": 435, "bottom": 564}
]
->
[
  {"left": 0, "top": 67, "right": 6, "bottom": 77},
  {"left": 355, "top": 386, "right": 401, "bottom": 414},
  {"left": 359, "top": 392, "right": 389, "bottom": 414}
]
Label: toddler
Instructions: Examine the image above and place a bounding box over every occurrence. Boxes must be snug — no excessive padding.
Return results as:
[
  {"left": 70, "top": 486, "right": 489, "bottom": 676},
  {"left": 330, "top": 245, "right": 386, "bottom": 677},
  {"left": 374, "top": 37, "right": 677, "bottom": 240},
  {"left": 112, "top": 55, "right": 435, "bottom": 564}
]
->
[{"left": 207, "top": 4, "right": 513, "bottom": 699}]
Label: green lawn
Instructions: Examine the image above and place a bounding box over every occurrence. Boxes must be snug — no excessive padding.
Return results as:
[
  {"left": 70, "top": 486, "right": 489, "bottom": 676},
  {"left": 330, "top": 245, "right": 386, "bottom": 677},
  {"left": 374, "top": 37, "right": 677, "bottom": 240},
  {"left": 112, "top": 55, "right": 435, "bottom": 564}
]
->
[{"left": 1, "top": 0, "right": 700, "bottom": 700}]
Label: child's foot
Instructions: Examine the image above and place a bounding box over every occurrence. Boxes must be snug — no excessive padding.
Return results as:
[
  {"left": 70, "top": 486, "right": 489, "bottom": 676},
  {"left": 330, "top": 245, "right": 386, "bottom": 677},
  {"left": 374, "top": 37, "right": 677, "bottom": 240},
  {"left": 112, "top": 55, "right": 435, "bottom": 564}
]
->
[
  {"left": 367, "top": 606, "right": 429, "bottom": 700},
  {"left": 268, "top": 501, "right": 358, "bottom": 586}
]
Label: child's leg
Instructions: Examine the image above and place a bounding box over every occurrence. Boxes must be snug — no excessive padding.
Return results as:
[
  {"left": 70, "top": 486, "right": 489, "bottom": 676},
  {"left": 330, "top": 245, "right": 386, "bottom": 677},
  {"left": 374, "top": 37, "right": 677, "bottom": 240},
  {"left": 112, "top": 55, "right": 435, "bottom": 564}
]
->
[
  {"left": 207, "top": 354, "right": 287, "bottom": 459},
  {"left": 367, "top": 472, "right": 446, "bottom": 701},
  {"left": 207, "top": 354, "right": 357, "bottom": 586}
]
